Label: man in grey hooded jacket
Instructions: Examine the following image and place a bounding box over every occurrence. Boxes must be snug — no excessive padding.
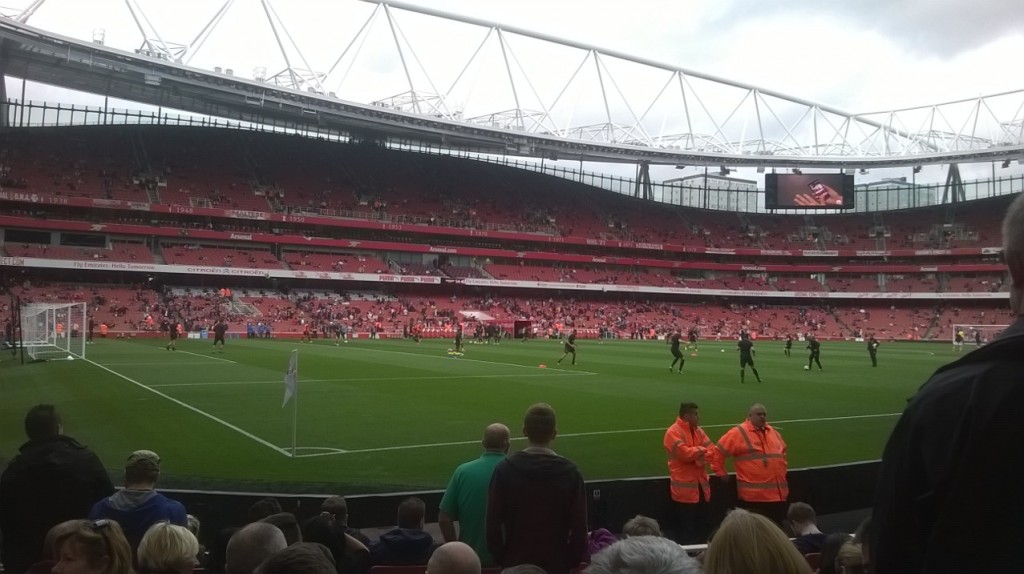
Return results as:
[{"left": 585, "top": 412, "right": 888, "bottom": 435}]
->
[{"left": 89, "top": 450, "right": 187, "bottom": 556}]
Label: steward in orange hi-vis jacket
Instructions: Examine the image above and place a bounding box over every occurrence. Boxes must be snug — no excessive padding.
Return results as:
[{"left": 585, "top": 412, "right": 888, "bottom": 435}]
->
[
  {"left": 712, "top": 403, "right": 789, "bottom": 525},
  {"left": 663, "top": 402, "right": 719, "bottom": 543}
]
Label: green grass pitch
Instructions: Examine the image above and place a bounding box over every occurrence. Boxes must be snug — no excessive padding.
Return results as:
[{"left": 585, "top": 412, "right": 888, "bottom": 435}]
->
[{"left": 0, "top": 337, "right": 955, "bottom": 493}]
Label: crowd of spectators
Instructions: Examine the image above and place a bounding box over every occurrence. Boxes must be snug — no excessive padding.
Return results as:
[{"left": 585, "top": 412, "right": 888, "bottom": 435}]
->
[{"left": 0, "top": 403, "right": 876, "bottom": 574}]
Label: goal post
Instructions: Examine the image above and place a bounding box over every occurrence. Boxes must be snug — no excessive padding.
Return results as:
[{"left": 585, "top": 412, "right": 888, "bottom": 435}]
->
[
  {"left": 20, "top": 302, "right": 87, "bottom": 361},
  {"left": 952, "top": 324, "right": 1009, "bottom": 346}
]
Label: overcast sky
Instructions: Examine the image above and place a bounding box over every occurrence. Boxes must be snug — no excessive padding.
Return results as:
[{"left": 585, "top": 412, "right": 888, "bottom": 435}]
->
[{"left": 4, "top": 0, "right": 1023, "bottom": 183}]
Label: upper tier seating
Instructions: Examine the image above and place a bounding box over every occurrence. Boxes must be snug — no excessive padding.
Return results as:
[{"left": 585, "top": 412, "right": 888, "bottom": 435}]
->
[
  {"left": 2, "top": 242, "right": 154, "bottom": 263},
  {"left": 0, "top": 126, "right": 1008, "bottom": 251},
  {"left": 161, "top": 243, "right": 286, "bottom": 269}
]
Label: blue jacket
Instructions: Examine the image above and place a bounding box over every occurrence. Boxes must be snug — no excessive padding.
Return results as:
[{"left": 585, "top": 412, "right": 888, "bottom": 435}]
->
[{"left": 89, "top": 489, "right": 187, "bottom": 554}]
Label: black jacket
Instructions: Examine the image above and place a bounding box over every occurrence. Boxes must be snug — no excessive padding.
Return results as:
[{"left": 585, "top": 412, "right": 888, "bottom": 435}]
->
[
  {"left": 486, "top": 449, "right": 588, "bottom": 574},
  {"left": 873, "top": 317, "right": 1024, "bottom": 574},
  {"left": 0, "top": 435, "right": 114, "bottom": 574},
  {"left": 369, "top": 527, "right": 436, "bottom": 565}
]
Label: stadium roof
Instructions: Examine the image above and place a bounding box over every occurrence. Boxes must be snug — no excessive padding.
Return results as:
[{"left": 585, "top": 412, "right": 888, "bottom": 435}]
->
[{"left": 1, "top": 1, "right": 1022, "bottom": 169}]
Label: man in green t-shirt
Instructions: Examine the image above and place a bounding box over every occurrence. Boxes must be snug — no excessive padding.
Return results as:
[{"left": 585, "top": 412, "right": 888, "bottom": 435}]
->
[{"left": 438, "top": 423, "right": 510, "bottom": 566}]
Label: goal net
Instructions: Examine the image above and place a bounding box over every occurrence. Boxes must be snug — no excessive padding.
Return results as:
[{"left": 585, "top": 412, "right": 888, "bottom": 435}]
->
[
  {"left": 952, "top": 324, "right": 1009, "bottom": 346},
  {"left": 20, "top": 302, "right": 87, "bottom": 361}
]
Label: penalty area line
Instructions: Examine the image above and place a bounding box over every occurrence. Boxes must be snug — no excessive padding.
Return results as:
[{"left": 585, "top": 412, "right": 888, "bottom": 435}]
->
[
  {"left": 83, "top": 358, "right": 290, "bottom": 457},
  {"left": 327, "top": 344, "right": 598, "bottom": 375},
  {"left": 148, "top": 372, "right": 596, "bottom": 388},
  {"left": 290, "top": 412, "right": 903, "bottom": 458}
]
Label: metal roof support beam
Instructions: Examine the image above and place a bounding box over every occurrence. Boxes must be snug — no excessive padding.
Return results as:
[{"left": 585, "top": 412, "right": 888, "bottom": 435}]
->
[{"left": 941, "top": 163, "right": 966, "bottom": 204}]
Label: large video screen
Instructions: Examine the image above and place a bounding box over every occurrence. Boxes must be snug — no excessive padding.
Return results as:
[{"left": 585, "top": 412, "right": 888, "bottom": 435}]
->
[{"left": 764, "top": 173, "right": 855, "bottom": 210}]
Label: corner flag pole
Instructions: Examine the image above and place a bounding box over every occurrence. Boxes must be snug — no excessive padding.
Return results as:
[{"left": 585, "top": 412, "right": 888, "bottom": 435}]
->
[
  {"left": 291, "top": 350, "right": 298, "bottom": 458},
  {"left": 283, "top": 349, "right": 299, "bottom": 457}
]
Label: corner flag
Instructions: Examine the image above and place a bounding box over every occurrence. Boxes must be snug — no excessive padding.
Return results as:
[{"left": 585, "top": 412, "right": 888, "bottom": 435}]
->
[{"left": 283, "top": 349, "right": 298, "bottom": 407}]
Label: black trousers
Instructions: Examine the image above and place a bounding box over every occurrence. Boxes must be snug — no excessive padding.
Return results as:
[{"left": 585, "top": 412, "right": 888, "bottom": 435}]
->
[
  {"left": 740, "top": 500, "right": 788, "bottom": 529},
  {"left": 675, "top": 489, "right": 711, "bottom": 544}
]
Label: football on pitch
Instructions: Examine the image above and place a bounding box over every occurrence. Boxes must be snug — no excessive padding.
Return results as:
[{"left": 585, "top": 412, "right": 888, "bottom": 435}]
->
[{"left": 803, "top": 365, "right": 809, "bottom": 370}]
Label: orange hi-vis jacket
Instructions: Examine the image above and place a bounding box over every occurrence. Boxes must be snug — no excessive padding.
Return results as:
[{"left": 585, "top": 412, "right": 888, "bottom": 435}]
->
[
  {"left": 664, "top": 417, "right": 718, "bottom": 503},
  {"left": 712, "top": 420, "right": 789, "bottom": 503}
]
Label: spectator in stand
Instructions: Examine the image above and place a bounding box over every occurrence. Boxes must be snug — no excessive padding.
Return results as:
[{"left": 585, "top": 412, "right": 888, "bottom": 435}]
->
[
  {"left": 225, "top": 523, "right": 287, "bottom": 574},
  {"left": 711, "top": 403, "right": 789, "bottom": 526},
  {"left": 834, "top": 541, "right": 866, "bottom": 574},
  {"left": 872, "top": 193, "right": 1024, "bottom": 574},
  {"left": 584, "top": 535, "right": 701, "bottom": 574},
  {"left": 261, "top": 513, "right": 302, "bottom": 546},
  {"left": 0, "top": 404, "right": 115, "bottom": 574},
  {"left": 704, "top": 509, "right": 812, "bottom": 574},
  {"left": 52, "top": 519, "right": 134, "bottom": 574},
  {"left": 787, "top": 502, "right": 828, "bottom": 555},
  {"left": 247, "top": 497, "right": 283, "bottom": 522},
  {"left": 257, "top": 542, "right": 337, "bottom": 574},
  {"left": 301, "top": 512, "right": 371, "bottom": 574},
  {"left": 663, "top": 402, "right": 718, "bottom": 544},
  {"left": 426, "top": 542, "right": 481, "bottom": 574},
  {"left": 23, "top": 519, "right": 89, "bottom": 574},
  {"left": 818, "top": 533, "right": 853, "bottom": 574},
  {"left": 439, "top": 423, "right": 511, "bottom": 566},
  {"left": 369, "top": 497, "right": 437, "bottom": 565},
  {"left": 89, "top": 450, "right": 188, "bottom": 557},
  {"left": 137, "top": 522, "right": 200, "bottom": 574},
  {"left": 321, "top": 495, "right": 371, "bottom": 545},
  {"left": 486, "top": 403, "right": 588, "bottom": 574},
  {"left": 620, "top": 515, "right": 662, "bottom": 538}
]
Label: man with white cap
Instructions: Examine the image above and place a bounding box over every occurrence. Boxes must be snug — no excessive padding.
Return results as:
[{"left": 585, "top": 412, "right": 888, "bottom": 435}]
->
[{"left": 89, "top": 449, "right": 188, "bottom": 556}]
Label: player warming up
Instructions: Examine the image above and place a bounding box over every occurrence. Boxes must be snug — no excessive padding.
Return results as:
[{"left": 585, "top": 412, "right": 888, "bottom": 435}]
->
[
  {"left": 669, "top": 329, "right": 685, "bottom": 373},
  {"left": 867, "top": 335, "right": 879, "bottom": 367},
  {"left": 165, "top": 319, "right": 179, "bottom": 351},
  {"left": 557, "top": 329, "right": 577, "bottom": 366},
  {"left": 784, "top": 334, "right": 793, "bottom": 357},
  {"left": 454, "top": 324, "right": 465, "bottom": 353},
  {"left": 805, "top": 335, "right": 822, "bottom": 371},
  {"left": 212, "top": 318, "right": 228, "bottom": 353},
  {"left": 686, "top": 327, "right": 699, "bottom": 351},
  {"left": 737, "top": 333, "right": 762, "bottom": 383}
]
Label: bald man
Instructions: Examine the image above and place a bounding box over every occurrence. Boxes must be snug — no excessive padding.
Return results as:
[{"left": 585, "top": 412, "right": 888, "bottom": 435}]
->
[
  {"left": 226, "top": 522, "right": 287, "bottom": 574},
  {"left": 712, "top": 403, "right": 789, "bottom": 525},
  {"left": 873, "top": 193, "right": 1024, "bottom": 574},
  {"left": 426, "top": 542, "right": 481, "bottom": 574},
  {"left": 438, "top": 423, "right": 510, "bottom": 566}
]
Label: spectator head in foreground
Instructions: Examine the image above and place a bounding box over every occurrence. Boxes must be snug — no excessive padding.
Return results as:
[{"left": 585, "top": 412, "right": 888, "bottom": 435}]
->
[
  {"left": 703, "top": 509, "right": 812, "bottom": 574},
  {"left": 1006, "top": 192, "right": 1024, "bottom": 314},
  {"left": 52, "top": 519, "right": 133, "bottom": 574},
  {"left": 260, "top": 512, "right": 301, "bottom": 546},
  {"left": 834, "top": 540, "right": 866, "bottom": 574},
  {"left": 320, "top": 496, "right": 349, "bottom": 523},
  {"left": 246, "top": 498, "right": 283, "bottom": 523},
  {"left": 255, "top": 542, "right": 336, "bottom": 574},
  {"left": 426, "top": 541, "right": 482, "bottom": 574},
  {"left": 817, "top": 533, "right": 852, "bottom": 574},
  {"left": 524, "top": 402, "right": 557, "bottom": 446},
  {"left": 225, "top": 522, "right": 287, "bottom": 574},
  {"left": 584, "top": 535, "right": 702, "bottom": 574},
  {"left": 137, "top": 521, "right": 200, "bottom": 574},
  {"left": 42, "top": 520, "right": 89, "bottom": 561},
  {"left": 621, "top": 515, "right": 663, "bottom": 538}
]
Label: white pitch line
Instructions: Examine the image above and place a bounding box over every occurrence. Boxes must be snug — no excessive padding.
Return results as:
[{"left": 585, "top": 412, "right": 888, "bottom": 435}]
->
[
  {"left": 291, "top": 412, "right": 903, "bottom": 458},
  {"left": 100, "top": 362, "right": 227, "bottom": 366},
  {"left": 148, "top": 372, "right": 595, "bottom": 388},
  {"left": 326, "top": 343, "right": 597, "bottom": 375},
  {"left": 174, "top": 349, "right": 237, "bottom": 364},
  {"left": 82, "top": 358, "right": 290, "bottom": 457}
]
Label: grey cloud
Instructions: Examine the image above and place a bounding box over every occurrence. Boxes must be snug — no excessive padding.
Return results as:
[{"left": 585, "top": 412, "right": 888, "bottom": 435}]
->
[{"left": 711, "top": 0, "right": 1024, "bottom": 58}]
